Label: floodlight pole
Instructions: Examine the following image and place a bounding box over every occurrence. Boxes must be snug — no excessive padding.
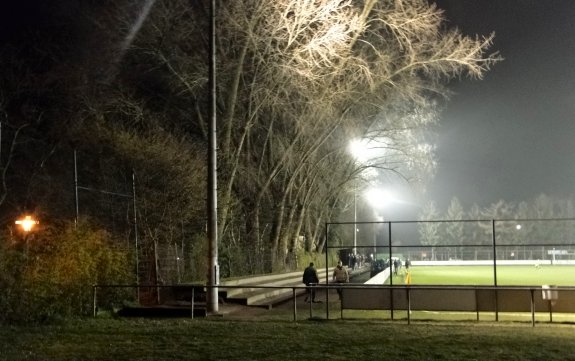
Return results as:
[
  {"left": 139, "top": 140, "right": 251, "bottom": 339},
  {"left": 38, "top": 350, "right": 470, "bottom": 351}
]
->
[
  {"left": 325, "top": 222, "right": 330, "bottom": 320},
  {"left": 388, "top": 221, "right": 394, "bottom": 320},
  {"left": 74, "top": 150, "right": 79, "bottom": 228},
  {"left": 206, "top": 0, "right": 219, "bottom": 314},
  {"left": 492, "top": 219, "right": 499, "bottom": 321},
  {"left": 492, "top": 219, "right": 498, "bottom": 287},
  {"left": 353, "top": 188, "right": 357, "bottom": 254},
  {"left": 132, "top": 170, "right": 140, "bottom": 302}
]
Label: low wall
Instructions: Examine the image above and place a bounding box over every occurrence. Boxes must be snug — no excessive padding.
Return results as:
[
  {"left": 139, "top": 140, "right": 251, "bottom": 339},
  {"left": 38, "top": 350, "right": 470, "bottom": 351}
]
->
[
  {"left": 341, "top": 286, "right": 575, "bottom": 313},
  {"left": 364, "top": 268, "right": 391, "bottom": 285}
]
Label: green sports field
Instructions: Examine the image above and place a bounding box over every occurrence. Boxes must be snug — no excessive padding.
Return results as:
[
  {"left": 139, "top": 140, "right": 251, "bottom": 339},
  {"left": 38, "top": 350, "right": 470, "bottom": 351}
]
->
[{"left": 393, "top": 265, "right": 575, "bottom": 286}]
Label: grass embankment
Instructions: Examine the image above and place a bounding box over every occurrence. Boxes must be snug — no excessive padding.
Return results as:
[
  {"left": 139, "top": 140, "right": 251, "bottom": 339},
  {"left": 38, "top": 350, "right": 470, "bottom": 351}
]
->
[{"left": 2, "top": 318, "right": 575, "bottom": 361}]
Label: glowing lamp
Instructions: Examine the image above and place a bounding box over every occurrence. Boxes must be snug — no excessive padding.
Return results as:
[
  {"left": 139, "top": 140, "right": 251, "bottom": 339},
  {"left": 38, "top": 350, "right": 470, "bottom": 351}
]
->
[{"left": 15, "top": 215, "right": 39, "bottom": 232}]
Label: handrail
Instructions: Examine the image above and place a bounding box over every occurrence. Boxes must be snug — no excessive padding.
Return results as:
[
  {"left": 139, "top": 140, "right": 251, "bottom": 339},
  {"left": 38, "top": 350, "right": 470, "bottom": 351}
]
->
[{"left": 92, "top": 283, "right": 573, "bottom": 326}]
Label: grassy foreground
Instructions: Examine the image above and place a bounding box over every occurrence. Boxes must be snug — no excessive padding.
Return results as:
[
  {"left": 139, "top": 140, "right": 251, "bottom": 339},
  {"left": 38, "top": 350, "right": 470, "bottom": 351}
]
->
[{"left": 2, "top": 318, "right": 575, "bottom": 361}]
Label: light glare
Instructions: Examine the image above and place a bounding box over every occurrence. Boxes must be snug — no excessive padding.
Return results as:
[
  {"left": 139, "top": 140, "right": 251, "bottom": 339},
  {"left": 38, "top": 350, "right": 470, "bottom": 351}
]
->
[
  {"left": 365, "top": 188, "right": 395, "bottom": 209},
  {"left": 15, "top": 215, "right": 38, "bottom": 232}
]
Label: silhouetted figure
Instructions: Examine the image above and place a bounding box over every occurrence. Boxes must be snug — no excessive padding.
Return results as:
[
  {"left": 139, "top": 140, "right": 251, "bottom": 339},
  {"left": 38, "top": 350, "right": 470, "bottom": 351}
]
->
[
  {"left": 303, "top": 262, "right": 319, "bottom": 303},
  {"left": 332, "top": 261, "right": 349, "bottom": 300}
]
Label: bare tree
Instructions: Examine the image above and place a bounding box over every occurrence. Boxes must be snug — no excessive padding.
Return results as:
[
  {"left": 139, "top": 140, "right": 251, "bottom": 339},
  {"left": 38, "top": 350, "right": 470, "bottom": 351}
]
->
[
  {"left": 133, "top": 0, "right": 500, "bottom": 272},
  {"left": 446, "top": 196, "right": 464, "bottom": 259},
  {"left": 419, "top": 200, "right": 441, "bottom": 260}
]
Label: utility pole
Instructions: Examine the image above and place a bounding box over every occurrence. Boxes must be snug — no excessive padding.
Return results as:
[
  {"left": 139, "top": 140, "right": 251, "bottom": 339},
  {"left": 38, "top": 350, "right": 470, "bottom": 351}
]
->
[
  {"left": 206, "top": 0, "right": 219, "bottom": 314},
  {"left": 353, "top": 187, "right": 357, "bottom": 255}
]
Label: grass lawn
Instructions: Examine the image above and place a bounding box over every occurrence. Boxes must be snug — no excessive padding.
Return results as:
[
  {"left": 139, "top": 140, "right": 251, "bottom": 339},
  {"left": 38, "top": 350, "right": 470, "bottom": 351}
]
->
[
  {"left": 2, "top": 317, "right": 575, "bottom": 361},
  {"left": 4, "top": 266, "right": 575, "bottom": 360},
  {"left": 393, "top": 265, "right": 575, "bottom": 286}
]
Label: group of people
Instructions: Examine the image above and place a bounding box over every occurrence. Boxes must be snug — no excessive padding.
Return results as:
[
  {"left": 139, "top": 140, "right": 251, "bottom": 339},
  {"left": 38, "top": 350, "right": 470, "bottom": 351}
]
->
[
  {"left": 304, "top": 258, "right": 412, "bottom": 302},
  {"left": 371, "top": 257, "right": 411, "bottom": 277},
  {"left": 348, "top": 254, "right": 366, "bottom": 270},
  {"left": 394, "top": 258, "right": 411, "bottom": 274},
  {"left": 302, "top": 261, "right": 349, "bottom": 302},
  {"left": 392, "top": 258, "right": 401, "bottom": 275}
]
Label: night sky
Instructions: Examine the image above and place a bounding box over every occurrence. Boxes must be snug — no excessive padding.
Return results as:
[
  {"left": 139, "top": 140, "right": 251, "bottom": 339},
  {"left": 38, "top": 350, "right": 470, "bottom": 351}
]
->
[
  {"left": 2, "top": 1, "right": 574, "bottom": 214},
  {"left": 428, "top": 0, "right": 575, "bottom": 210}
]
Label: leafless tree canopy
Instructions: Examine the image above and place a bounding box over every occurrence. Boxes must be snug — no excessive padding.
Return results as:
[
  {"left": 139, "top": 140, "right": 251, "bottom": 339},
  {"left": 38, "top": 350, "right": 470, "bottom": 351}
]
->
[
  {"left": 112, "top": 0, "right": 500, "bottom": 274},
  {"left": 0, "top": 0, "right": 500, "bottom": 277}
]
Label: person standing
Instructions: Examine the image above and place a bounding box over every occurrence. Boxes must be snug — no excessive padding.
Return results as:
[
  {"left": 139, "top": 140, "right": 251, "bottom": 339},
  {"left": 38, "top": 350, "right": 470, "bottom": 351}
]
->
[
  {"left": 302, "top": 262, "right": 320, "bottom": 303},
  {"left": 332, "top": 261, "right": 349, "bottom": 299}
]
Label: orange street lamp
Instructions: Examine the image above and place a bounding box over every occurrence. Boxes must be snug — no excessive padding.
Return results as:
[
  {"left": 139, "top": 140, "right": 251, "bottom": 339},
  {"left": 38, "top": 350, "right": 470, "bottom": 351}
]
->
[{"left": 15, "top": 215, "right": 39, "bottom": 232}]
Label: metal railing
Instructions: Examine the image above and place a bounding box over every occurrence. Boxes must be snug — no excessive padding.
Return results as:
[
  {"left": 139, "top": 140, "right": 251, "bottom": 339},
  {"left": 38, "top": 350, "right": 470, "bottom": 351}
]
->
[
  {"left": 92, "top": 283, "right": 575, "bottom": 326},
  {"left": 92, "top": 283, "right": 316, "bottom": 321}
]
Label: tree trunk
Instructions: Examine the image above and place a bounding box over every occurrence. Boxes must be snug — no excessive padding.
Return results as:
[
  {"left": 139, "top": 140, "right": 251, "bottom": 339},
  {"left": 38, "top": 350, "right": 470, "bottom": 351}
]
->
[
  {"left": 268, "top": 201, "right": 286, "bottom": 272},
  {"left": 291, "top": 204, "right": 306, "bottom": 252}
]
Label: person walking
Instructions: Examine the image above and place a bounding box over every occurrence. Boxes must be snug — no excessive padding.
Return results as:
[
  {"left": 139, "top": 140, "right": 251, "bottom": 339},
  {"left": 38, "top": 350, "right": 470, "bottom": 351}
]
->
[
  {"left": 302, "top": 262, "right": 320, "bottom": 303},
  {"left": 332, "top": 261, "right": 349, "bottom": 300}
]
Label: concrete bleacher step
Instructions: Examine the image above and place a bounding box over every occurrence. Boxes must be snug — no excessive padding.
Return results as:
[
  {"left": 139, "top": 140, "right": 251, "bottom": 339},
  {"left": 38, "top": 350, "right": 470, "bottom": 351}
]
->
[
  {"left": 244, "top": 286, "right": 297, "bottom": 306},
  {"left": 220, "top": 271, "right": 302, "bottom": 286},
  {"left": 240, "top": 277, "right": 325, "bottom": 306},
  {"left": 248, "top": 289, "right": 307, "bottom": 309},
  {"left": 223, "top": 277, "right": 323, "bottom": 303},
  {"left": 245, "top": 266, "right": 369, "bottom": 307},
  {"left": 222, "top": 273, "right": 305, "bottom": 298},
  {"left": 221, "top": 268, "right": 333, "bottom": 307}
]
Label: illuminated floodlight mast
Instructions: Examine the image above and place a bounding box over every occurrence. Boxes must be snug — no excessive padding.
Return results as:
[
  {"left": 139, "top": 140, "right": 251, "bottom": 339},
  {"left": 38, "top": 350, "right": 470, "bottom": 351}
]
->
[
  {"left": 15, "top": 215, "right": 39, "bottom": 232},
  {"left": 348, "top": 138, "right": 382, "bottom": 254},
  {"left": 348, "top": 138, "right": 371, "bottom": 255},
  {"left": 365, "top": 188, "right": 395, "bottom": 256},
  {"left": 365, "top": 188, "right": 395, "bottom": 211}
]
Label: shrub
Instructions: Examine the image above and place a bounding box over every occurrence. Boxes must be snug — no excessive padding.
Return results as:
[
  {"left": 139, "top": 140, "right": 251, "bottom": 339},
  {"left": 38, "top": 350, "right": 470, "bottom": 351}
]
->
[{"left": 0, "top": 220, "right": 132, "bottom": 323}]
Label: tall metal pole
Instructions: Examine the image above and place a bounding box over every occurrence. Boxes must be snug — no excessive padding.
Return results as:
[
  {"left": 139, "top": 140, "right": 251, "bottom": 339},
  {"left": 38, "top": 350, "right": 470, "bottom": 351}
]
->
[
  {"left": 492, "top": 219, "right": 497, "bottom": 286},
  {"left": 353, "top": 188, "right": 357, "bottom": 255},
  {"left": 207, "top": 0, "right": 219, "bottom": 314},
  {"left": 325, "top": 222, "right": 329, "bottom": 319},
  {"left": 492, "top": 219, "right": 498, "bottom": 321},
  {"left": 388, "top": 221, "right": 392, "bottom": 286},
  {"left": 389, "top": 221, "right": 394, "bottom": 320},
  {"left": 132, "top": 171, "right": 140, "bottom": 302},
  {"left": 74, "top": 150, "right": 79, "bottom": 229}
]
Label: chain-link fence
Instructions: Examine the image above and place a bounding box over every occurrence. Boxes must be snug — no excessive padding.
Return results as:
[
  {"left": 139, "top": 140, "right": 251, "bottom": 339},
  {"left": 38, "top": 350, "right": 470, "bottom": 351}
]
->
[{"left": 326, "top": 218, "right": 575, "bottom": 286}]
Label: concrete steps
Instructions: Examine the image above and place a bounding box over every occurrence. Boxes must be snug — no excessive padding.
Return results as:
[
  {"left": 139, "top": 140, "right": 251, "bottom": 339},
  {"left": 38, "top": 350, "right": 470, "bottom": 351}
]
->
[
  {"left": 221, "top": 268, "right": 334, "bottom": 307},
  {"left": 221, "top": 266, "right": 370, "bottom": 308}
]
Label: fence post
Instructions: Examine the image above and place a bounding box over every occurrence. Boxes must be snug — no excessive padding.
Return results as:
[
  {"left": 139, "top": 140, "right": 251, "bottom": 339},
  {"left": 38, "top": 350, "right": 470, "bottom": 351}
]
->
[
  {"left": 92, "top": 285, "right": 97, "bottom": 318},
  {"left": 325, "top": 222, "right": 329, "bottom": 320},
  {"left": 340, "top": 286, "right": 343, "bottom": 320},
  {"left": 309, "top": 286, "right": 313, "bottom": 318},
  {"left": 388, "top": 222, "right": 394, "bottom": 321},
  {"left": 406, "top": 286, "right": 411, "bottom": 325},
  {"left": 191, "top": 287, "right": 195, "bottom": 319},
  {"left": 475, "top": 288, "right": 479, "bottom": 321},
  {"left": 530, "top": 288, "right": 535, "bottom": 327},
  {"left": 548, "top": 300, "right": 553, "bottom": 323},
  {"left": 293, "top": 287, "right": 297, "bottom": 322},
  {"left": 492, "top": 219, "right": 499, "bottom": 322}
]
